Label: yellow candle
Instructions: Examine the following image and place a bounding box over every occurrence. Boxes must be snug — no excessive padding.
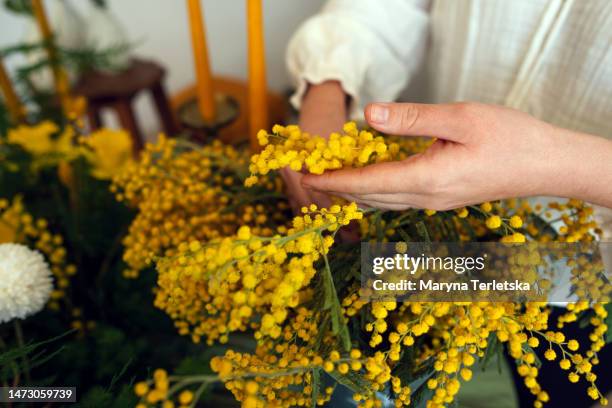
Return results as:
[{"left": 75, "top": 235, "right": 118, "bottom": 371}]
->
[
  {"left": 186, "top": 0, "right": 217, "bottom": 122},
  {"left": 246, "top": 0, "right": 268, "bottom": 150},
  {"left": 31, "top": 0, "right": 71, "bottom": 114},
  {"left": 0, "top": 57, "right": 24, "bottom": 122}
]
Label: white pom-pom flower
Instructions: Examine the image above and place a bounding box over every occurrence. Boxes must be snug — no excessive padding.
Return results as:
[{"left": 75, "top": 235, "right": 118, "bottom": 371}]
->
[{"left": 0, "top": 243, "right": 53, "bottom": 323}]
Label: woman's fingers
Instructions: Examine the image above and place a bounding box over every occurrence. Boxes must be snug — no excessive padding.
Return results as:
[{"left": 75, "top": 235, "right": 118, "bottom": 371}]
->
[
  {"left": 308, "top": 188, "right": 333, "bottom": 209},
  {"left": 342, "top": 192, "right": 419, "bottom": 205},
  {"left": 280, "top": 168, "right": 308, "bottom": 213},
  {"left": 301, "top": 160, "right": 426, "bottom": 195},
  {"left": 365, "top": 102, "right": 473, "bottom": 143},
  {"left": 281, "top": 167, "right": 333, "bottom": 214},
  {"left": 335, "top": 193, "right": 416, "bottom": 210}
]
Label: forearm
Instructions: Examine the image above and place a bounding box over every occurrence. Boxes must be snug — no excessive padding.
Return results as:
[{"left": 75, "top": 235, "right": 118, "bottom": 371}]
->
[
  {"left": 546, "top": 127, "right": 612, "bottom": 207},
  {"left": 280, "top": 81, "right": 348, "bottom": 212},
  {"left": 299, "top": 80, "right": 348, "bottom": 136}
]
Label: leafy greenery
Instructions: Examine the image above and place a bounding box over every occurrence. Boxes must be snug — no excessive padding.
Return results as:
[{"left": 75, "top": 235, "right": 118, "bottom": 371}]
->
[
  {"left": 0, "top": 139, "right": 233, "bottom": 406},
  {"left": 3, "top": 0, "right": 108, "bottom": 15},
  {"left": 3, "top": 0, "right": 32, "bottom": 15},
  {"left": 0, "top": 330, "right": 70, "bottom": 385},
  {"left": 0, "top": 11, "right": 134, "bottom": 126}
]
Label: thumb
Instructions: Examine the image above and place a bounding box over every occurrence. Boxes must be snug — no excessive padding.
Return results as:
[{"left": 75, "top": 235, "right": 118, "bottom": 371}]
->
[{"left": 365, "top": 102, "right": 469, "bottom": 143}]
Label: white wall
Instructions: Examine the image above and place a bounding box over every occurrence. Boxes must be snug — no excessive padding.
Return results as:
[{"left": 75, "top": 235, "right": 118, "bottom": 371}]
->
[{"left": 0, "top": 0, "right": 324, "bottom": 136}]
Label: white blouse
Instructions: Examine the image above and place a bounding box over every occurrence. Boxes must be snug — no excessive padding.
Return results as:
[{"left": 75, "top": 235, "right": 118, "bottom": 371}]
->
[{"left": 286, "top": 0, "right": 612, "bottom": 244}]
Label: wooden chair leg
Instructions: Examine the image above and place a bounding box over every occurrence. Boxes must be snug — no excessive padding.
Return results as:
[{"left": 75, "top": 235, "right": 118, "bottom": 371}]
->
[
  {"left": 151, "top": 81, "right": 179, "bottom": 136},
  {"left": 87, "top": 105, "right": 103, "bottom": 130},
  {"left": 114, "top": 98, "right": 144, "bottom": 154}
]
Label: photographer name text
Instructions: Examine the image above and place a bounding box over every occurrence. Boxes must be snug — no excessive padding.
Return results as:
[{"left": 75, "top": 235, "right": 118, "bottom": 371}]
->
[{"left": 372, "top": 279, "right": 531, "bottom": 292}]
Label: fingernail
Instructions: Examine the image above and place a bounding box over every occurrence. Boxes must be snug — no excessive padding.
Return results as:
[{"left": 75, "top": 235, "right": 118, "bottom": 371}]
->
[{"left": 369, "top": 104, "right": 389, "bottom": 124}]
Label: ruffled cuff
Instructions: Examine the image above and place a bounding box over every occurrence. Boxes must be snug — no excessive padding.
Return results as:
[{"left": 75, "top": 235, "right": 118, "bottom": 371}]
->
[{"left": 286, "top": 14, "right": 372, "bottom": 119}]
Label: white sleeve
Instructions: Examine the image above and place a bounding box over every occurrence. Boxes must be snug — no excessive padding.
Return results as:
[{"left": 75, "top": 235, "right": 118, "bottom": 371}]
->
[{"left": 286, "top": 0, "right": 430, "bottom": 119}]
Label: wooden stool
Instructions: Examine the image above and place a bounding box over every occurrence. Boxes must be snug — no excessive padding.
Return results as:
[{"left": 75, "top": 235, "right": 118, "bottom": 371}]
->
[{"left": 73, "top": 58, "right": 179, "bottom": 153}]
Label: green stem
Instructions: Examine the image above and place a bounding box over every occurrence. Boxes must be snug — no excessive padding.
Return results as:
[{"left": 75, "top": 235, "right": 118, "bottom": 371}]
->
[
  {"left": 0, "top": 333, "right": 20, "bottom": 388},
  {"left": 95, "top": 225, "right": 128, "bottom": 311},
  {"left": 188, "top": 381, "right": 210, "bottom": 408},
  {"left": 13, "top": 320, "right": 31, "bottom": 385}
]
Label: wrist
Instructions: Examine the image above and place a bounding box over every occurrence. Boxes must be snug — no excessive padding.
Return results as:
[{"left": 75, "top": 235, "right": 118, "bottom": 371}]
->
[
  {"left": 303, "top": 80, "right": 348, "bottom": 106},
  {"left": 542, "top": 126, "right": 612, "bottom": 206},
  {"left": 299, "top": 80, "right": 348, "bottom": 136}
]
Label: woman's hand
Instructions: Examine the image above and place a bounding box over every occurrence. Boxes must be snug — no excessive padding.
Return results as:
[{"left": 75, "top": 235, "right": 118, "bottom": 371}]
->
[
  {"left": 301, "top": 102, "right": 612, "bottom": 210},
  {"left": 281, "top": 80, "right": 347, "bottom": 213}
]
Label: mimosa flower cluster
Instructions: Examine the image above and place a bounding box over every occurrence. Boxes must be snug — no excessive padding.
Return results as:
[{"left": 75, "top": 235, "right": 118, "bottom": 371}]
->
[
  {"left": 127, "top": 124, "right": 609, "bottom": 408},
  {"left": 244, "top": 122, "right": 428, "bottom": 187},
  {"left": 2, "top": 121, "right": 134, "bottom": 179},
  {"left": 111, "top": 136, "right": 291, "bottom": 278},
  {"left": 154, "top": 202, "right": 362, "bottom": 345}
]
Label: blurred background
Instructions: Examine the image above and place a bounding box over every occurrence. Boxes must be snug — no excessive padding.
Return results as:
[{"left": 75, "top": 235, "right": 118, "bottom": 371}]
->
[{"left": 0, "top": 0, "right": 324, "bottom": 136}]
